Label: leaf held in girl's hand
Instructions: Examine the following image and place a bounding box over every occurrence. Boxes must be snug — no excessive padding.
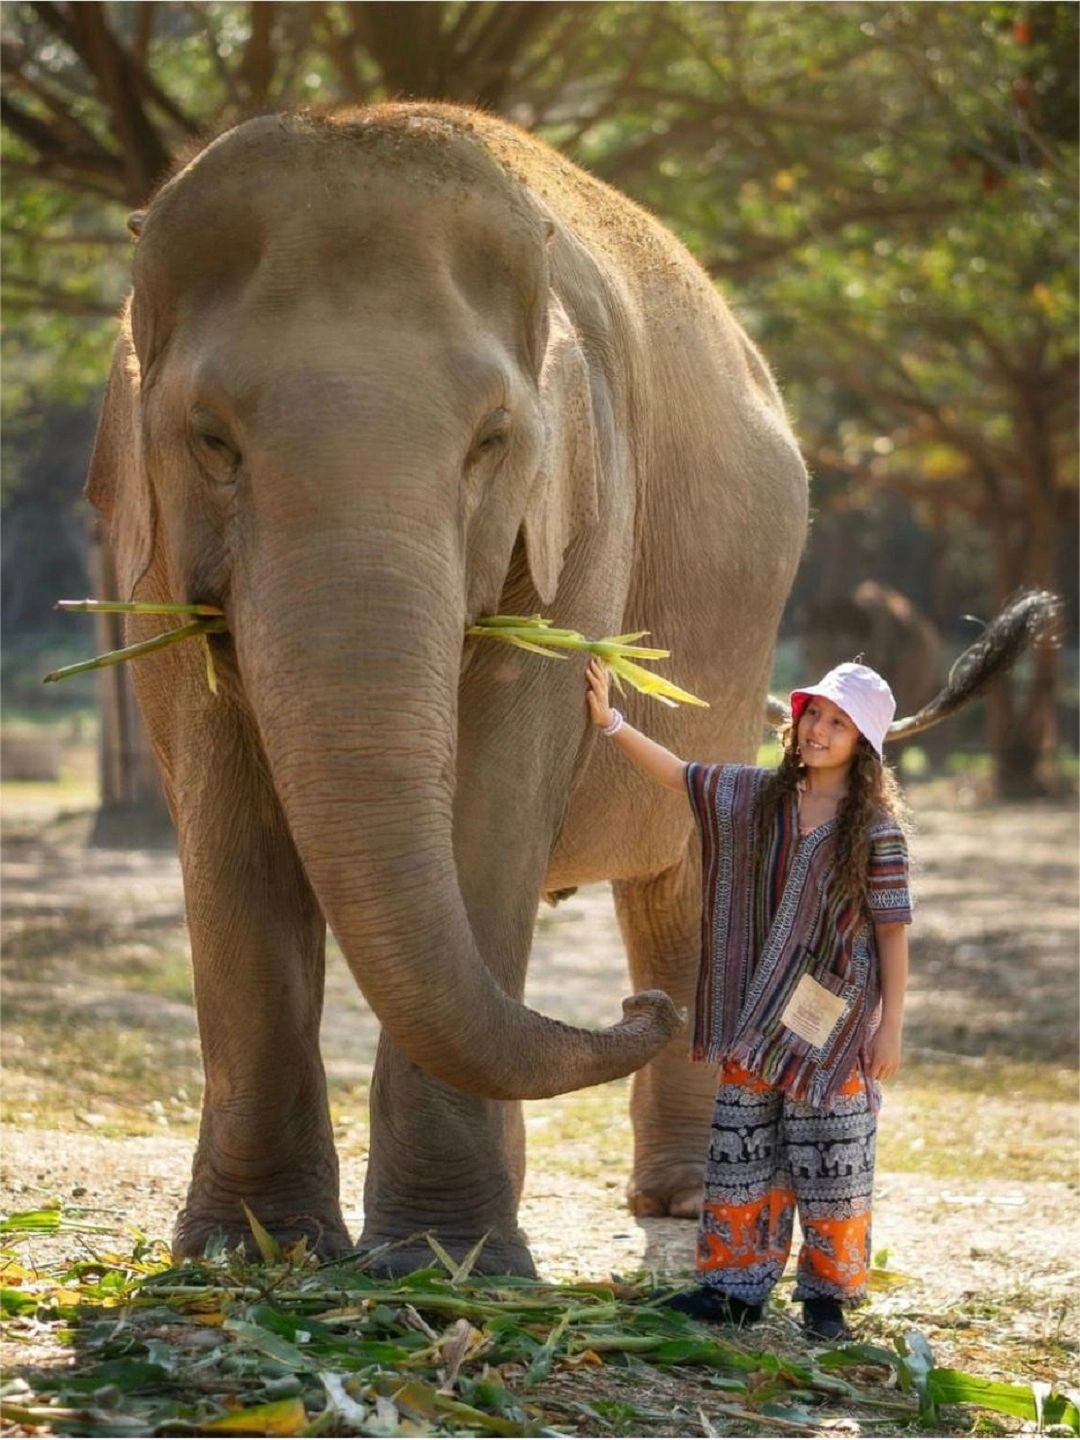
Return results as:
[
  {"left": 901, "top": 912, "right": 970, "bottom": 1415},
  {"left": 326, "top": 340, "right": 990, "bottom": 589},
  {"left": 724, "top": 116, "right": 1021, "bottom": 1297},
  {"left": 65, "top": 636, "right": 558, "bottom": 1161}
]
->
[{"left": 467, "top": 613, "right": 707, "bottom": 708}]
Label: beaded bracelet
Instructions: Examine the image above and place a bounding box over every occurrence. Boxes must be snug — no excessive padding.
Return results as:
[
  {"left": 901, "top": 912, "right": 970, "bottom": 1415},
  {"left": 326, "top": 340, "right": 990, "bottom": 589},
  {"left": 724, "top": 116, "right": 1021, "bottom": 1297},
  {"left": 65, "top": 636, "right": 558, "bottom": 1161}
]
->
[{"left": 602, "top": 708, "right": 625, "bottom": 736}]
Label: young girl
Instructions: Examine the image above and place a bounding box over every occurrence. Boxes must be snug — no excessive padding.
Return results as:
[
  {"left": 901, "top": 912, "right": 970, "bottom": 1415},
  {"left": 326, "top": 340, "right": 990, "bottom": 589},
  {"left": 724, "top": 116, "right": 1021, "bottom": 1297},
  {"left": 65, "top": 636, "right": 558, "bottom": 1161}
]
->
[{"left": 585, "top": 657, "right": 912, "bottom": 1342}]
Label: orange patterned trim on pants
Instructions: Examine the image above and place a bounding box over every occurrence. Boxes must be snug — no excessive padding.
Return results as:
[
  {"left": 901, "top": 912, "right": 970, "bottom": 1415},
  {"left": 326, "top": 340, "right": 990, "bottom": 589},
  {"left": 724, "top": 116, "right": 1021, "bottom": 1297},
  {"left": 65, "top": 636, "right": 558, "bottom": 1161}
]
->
[{"left": 698, "top": 1059, "right": 874, "bottom": 1302}]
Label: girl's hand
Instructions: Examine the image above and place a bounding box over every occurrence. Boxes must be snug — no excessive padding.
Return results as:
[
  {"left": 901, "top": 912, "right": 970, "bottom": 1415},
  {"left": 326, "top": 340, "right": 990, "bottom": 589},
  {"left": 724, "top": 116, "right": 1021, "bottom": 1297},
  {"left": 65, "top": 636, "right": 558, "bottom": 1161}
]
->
[
  {"left": 865, "top": 1020, "right": 902, "bottom": 1082},
  {"left": 585, "top": 656, "right": 615, "bottom": 728}
]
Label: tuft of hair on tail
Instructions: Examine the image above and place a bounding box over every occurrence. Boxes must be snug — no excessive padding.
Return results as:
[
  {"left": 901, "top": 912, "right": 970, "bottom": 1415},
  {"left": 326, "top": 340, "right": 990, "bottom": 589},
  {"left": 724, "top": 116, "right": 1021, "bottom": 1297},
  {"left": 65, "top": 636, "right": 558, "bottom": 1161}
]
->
[{"left": 887, "top": 588, "right": 1063, "bottom": 742}]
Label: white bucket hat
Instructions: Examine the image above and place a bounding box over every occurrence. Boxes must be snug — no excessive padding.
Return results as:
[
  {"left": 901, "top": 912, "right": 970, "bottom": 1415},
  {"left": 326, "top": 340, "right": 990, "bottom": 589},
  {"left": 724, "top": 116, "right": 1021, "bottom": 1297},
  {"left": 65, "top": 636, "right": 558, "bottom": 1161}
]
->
[{"left": 789, "top": 662, "right": 896, "bottom": 759}]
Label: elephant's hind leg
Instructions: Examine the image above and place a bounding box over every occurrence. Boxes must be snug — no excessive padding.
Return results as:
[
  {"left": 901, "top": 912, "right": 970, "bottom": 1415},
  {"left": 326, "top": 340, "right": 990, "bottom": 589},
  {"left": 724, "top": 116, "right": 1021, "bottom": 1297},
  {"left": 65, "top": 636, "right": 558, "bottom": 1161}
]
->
[{"left": 612, "top": 836, "right": 715, "bottom": 1219}]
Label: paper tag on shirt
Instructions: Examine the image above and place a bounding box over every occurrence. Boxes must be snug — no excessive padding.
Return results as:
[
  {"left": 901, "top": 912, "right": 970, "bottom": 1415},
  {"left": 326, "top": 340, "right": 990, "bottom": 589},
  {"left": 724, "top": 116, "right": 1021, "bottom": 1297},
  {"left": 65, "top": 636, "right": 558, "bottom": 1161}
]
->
[{"left": 780, "top": 973, "right": 847, "bottom": 1047}]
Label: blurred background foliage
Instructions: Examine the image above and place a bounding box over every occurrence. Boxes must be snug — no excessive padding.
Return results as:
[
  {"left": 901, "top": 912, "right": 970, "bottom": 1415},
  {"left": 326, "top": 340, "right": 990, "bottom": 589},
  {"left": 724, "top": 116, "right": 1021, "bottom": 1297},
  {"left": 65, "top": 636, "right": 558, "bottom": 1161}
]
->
[{"left": 2, "top": 1, "right": 1076, "bottom": 797}]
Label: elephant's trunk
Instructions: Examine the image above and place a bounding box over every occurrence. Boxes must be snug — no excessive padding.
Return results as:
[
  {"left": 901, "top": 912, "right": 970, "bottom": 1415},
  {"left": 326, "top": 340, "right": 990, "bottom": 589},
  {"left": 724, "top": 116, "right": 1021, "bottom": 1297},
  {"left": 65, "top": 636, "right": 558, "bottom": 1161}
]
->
[{"left": 231, "top": 513, "right": 680, "bottom": 1101}]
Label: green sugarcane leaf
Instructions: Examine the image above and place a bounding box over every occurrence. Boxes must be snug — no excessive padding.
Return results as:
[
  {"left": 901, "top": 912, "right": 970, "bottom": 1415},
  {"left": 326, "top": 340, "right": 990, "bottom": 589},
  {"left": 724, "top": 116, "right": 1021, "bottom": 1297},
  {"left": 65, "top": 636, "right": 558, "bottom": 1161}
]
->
[
  {"left": 470, "top": 627, "right": 585, "bottom": 649},
  {"left": 473, "top": 614, "right": 549, "bottom": 627},
  {"left": 423, "top": 1232, "right": 460, "bottom": 1278},
  {"left": 1, "top": 1288, "right": 39, "bottom": 1316},
  {"left": 489, "top": 636, "right": 571, "bottom": 659},
  {"left": 895, "top": 1331, "right": 936, "bottom": 1421},
  {"left": 201, "top": 633, "right": 219, "bottom": 695},
  {"left": 204, "top": 1396, "right": 308, "bottom": 1433},
  {"left": 240, "top": 1201, "right": 282, "bottom": 1264},
  {"left": 607, "top": 655, "right": 709, "bottom": 706},
  {"left": 522, "top": 1309, "right": 571, "bottom": 1387},
  {"left": 224, "top": 1318, "right": 318, "bottom": 1373},
  {"left": 56, "top": 598, "right": 224, "bottom": 617},
  {"left": 928, "top": 1370, "right": 1079, "bottom": 1432},
  {"left": 450, "top": 1232, "right": 490, "bottom": 1284},
  {"left": 0, "top": 1207, "right": 63, "bottom": 1233},
  {"left": 817, "top": 1342, "right": 899, "bottom": 1372},
  {"left": 43, "top": 619, "right": 226, "bottom": 685},
  {"left": 591, "top": 640, "right": 672, "bottom": 659},
  {"left": 466, "top": 627, "right": 563, "bottom": 654}
]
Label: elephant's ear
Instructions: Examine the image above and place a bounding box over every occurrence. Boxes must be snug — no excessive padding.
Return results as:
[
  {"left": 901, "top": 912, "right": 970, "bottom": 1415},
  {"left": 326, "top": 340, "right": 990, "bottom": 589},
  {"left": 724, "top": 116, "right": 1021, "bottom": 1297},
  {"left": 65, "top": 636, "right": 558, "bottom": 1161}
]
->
[
  {"left": 522, "top": 292, "right": 600, "bottom": 606},
  {"left": 85, "top": 305, "right": 155, "bottom": 598}
]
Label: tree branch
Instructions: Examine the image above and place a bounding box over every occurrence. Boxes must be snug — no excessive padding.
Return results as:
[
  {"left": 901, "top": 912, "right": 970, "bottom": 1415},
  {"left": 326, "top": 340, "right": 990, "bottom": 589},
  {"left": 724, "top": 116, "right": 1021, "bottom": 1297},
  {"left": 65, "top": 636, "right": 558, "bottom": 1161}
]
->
[
  {"left": 3, "top": 279, "right": 120, "bottom": 317},
  {"left": 561, "top": 8, "right": 666, "bottom": 155},
  {"left": 238, "top": 1, "right": 276, "bottom": 110},
  {"left": 0, "top": 95, "right": 126, "bottom": 193}
]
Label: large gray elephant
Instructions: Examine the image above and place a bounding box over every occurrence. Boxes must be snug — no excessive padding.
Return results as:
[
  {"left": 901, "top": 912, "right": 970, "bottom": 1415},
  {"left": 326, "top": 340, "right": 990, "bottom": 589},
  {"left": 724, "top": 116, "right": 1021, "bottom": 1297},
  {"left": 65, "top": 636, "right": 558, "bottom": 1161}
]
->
[{"left": 86, "top": 103, "right": 807, "bottom": 1275}]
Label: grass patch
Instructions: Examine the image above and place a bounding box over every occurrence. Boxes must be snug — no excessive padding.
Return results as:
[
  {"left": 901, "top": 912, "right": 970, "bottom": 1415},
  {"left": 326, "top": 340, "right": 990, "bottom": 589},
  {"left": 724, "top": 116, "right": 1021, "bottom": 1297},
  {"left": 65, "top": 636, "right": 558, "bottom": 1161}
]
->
[
  {"left": 524, "top": 1084, "right": 631, "bottom": 1182},
  {"left": 2, "top": 1013, "right": 202, "bottom": 1138},
  {"left": 879, "top": 1062, "right": 1076, "bottom": 1183}
]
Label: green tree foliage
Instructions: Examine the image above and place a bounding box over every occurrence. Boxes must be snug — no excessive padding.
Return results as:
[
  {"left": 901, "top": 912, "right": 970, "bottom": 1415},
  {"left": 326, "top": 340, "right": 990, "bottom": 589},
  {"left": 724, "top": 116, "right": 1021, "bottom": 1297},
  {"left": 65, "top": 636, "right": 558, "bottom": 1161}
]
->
[{"left": 3, "top": 2, "right": 1076, "bottom": 788}]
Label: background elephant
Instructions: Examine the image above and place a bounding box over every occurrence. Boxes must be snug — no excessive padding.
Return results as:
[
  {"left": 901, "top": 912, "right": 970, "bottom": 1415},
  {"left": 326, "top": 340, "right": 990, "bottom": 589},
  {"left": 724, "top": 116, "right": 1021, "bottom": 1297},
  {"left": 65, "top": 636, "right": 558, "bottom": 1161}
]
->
[
  {"left": 801, "top": 581, "right": 944, "bottom": 716},
  {"left": 87, "top": 103, "right": 807, "bottom": 1274}
]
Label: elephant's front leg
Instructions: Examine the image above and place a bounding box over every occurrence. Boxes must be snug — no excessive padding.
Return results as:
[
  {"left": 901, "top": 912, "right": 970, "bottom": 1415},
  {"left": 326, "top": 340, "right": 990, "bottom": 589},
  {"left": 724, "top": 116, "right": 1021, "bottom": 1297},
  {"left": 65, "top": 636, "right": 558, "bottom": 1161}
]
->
[
  {"left": 613, "top": 834, "right": 716, "bottom": 1218},
  {"left": 358, "top": 874, "right": 535, "bottom": 1276},
  {"left": 361, "top": 1044, "right": 531, "bottom": 1276},
  {"left": 170, "top": 710, "right": 349, "bottom": 1259}
]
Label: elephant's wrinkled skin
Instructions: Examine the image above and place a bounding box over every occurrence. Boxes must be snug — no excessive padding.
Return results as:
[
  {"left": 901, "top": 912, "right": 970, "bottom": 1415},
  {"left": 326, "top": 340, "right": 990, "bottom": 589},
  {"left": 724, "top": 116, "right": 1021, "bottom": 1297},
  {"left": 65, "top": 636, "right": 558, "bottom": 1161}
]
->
[{"left": 87, "top": 104, "right": 808, "bottom": 1274}]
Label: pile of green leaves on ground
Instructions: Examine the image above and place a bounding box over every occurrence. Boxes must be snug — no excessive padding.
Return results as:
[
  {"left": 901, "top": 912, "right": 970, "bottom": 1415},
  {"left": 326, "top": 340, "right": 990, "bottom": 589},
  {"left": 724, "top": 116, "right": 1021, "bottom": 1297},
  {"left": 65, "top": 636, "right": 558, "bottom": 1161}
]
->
[{"left": 1, "top": 1207, "right": 1077, "bottom": 1438}]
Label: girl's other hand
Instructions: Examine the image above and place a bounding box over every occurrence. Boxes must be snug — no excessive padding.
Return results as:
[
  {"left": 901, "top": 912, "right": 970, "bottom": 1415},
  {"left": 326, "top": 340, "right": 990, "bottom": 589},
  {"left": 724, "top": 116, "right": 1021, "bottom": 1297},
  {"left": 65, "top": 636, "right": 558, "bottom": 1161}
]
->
[
  {"left": 865, "top": 1021, "right": 902, "bottom": 1081},
  {"left": 585, "top": 656, "right": 615, "bottom": 728}
]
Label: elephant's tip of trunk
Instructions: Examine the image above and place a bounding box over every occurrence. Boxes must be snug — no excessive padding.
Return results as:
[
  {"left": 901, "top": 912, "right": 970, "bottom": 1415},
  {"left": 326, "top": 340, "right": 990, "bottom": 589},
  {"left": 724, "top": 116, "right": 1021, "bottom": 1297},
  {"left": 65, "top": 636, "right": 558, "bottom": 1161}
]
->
[
  {"left": 444, "top": 989, "right": 687, "bottom": 1103},
  {"left": 617, "top": 988, "right": 687, "bottom": 1038}
]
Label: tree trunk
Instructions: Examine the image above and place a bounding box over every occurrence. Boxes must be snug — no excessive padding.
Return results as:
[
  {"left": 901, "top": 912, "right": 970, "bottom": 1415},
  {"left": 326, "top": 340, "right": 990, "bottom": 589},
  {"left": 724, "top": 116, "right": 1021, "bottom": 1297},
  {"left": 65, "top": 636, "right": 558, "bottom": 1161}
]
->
[
  {"left": 88, "top": 518, "right": 173, "bottom": 847},
  {"left": 983, "top": 481, "right": 1059, "bottom": 801}
]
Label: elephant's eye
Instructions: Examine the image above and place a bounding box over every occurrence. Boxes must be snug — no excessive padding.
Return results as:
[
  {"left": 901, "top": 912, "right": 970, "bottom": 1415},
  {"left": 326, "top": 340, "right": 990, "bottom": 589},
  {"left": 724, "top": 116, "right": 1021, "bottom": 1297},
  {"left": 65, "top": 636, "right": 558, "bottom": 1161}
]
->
[
  {"left": 190, "top": 406, "right": 240, "bottom": 478},
  {"left": 470, "top": 408, "right": 510, "bottom": 460}
]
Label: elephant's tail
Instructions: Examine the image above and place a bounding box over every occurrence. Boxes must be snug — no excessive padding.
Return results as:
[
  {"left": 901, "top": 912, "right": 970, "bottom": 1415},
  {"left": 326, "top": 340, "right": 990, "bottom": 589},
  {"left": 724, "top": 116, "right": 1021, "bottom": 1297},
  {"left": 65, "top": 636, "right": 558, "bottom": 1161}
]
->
[
  {"left": 885, "top": 588, "right": 1061, "bottom": 741},
  {"left": 766, "top": 588, "right": 1062, "bottom": 743}
]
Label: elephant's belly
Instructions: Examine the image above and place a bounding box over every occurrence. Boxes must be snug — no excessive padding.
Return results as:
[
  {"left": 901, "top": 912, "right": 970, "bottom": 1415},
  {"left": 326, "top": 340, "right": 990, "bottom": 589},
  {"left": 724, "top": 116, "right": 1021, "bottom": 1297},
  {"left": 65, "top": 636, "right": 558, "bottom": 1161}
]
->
[{"left": 543, "top": 751, "right": 691, "bottom": 891}]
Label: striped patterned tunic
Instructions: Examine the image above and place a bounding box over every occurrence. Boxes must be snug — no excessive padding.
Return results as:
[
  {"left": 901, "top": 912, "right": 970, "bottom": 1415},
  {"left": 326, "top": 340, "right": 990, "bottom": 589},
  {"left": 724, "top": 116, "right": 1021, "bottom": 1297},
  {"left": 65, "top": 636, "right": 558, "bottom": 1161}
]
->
[{"left": 685, "top": 762, "right": 912, "bottom": 1111}]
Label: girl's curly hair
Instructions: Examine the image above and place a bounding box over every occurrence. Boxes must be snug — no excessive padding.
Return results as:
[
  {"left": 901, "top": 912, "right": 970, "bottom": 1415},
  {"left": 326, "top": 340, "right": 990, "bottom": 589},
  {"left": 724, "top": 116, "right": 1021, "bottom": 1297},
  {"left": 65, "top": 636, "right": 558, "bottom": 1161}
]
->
[{"left": 754, "top": 723, "right": 910, "bottom": 909}]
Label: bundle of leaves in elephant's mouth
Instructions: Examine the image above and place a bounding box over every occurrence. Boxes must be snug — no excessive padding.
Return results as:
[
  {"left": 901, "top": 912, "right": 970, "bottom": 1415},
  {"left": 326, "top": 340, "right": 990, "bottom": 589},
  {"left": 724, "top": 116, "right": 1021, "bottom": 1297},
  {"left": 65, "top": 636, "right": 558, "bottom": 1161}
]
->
[
  {"left": 44, "top": 601, "right": 710, "bottom": 708},
  {"left": 2, "top": 1207, "right": 1077, "bottom": 1439}
]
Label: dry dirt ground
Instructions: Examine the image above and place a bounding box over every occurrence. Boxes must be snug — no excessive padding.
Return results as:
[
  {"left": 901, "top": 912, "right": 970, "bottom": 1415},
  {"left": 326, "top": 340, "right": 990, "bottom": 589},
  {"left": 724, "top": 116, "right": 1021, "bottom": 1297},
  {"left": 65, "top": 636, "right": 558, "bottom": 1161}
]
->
[{"left": 2, "top": 772, "right": 1078, "bottom": 1417}]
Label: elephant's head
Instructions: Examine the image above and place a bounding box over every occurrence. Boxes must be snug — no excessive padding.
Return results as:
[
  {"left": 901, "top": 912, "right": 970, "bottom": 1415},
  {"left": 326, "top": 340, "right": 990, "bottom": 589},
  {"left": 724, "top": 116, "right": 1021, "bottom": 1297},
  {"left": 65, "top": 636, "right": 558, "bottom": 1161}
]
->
[{"left": 86, "top": 108, "right": 680, "bottom": 1101}]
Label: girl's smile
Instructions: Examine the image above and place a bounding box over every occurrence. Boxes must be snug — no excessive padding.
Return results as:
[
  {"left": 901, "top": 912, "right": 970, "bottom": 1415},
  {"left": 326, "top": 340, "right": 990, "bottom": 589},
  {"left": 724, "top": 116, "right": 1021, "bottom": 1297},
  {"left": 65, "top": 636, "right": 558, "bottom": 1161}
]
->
[{"left": 798, "top": 697, "right": 859, "bottom": 777}]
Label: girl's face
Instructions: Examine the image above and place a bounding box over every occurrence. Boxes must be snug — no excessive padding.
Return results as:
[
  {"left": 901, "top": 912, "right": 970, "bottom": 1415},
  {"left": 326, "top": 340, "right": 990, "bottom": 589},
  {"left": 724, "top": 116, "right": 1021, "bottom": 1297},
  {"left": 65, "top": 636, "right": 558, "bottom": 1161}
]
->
[{"left": 797, "top": 696, "right": 861, "bottom": 774}]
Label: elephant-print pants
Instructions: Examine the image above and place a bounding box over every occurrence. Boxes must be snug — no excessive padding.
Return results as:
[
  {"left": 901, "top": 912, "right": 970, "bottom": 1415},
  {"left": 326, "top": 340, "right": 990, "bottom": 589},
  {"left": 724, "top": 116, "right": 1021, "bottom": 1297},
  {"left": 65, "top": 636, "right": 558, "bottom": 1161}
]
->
[{"left": 697, "top": 1059, "right": 877, "bottom": 1305}]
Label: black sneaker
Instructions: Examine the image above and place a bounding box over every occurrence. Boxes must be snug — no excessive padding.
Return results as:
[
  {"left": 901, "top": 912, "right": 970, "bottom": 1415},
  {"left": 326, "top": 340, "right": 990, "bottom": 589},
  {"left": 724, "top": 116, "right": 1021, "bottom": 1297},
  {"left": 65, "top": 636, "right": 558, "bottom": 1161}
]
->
[
  {"left": 662, "top": 1286, "right": 763, "bottom": 1327},
  {"left": 802, "top": 1297, "right": 851, "bottom": 1342}
]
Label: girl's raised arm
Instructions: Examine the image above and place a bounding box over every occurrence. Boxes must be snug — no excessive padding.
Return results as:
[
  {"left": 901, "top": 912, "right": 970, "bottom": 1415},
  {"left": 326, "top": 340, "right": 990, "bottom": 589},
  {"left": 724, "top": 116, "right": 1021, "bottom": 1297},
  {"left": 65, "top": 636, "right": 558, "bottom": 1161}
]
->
[{"left": 585, "top": 658, "right": 688, "bottom": 792}]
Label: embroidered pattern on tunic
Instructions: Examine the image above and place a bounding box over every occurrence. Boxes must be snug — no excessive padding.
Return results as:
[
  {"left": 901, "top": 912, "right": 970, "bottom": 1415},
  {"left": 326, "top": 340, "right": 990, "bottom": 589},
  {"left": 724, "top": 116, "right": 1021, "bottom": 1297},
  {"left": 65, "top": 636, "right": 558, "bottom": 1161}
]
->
[{"left": 685, "top": 762, "right": 912, "bottom": 1111}]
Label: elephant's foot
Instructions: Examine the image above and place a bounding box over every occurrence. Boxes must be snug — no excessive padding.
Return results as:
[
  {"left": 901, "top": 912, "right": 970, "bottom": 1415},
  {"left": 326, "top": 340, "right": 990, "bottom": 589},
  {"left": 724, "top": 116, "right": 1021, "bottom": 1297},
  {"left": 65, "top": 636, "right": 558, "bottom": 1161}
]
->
[
  {"left": 356, "top": 1229, "right": 537, "bottom": 1279},
  {"left": 627, "top": 1163, "right": 704, "bottom": 1220},
  {"left": 173, "top": 1198, "right": 352, "bottom": 1261}
]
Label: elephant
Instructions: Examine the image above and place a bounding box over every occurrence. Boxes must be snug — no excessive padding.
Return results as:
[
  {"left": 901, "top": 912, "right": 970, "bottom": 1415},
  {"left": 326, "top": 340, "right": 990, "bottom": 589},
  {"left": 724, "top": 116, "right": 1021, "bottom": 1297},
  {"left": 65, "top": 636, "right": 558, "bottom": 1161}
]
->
[
  {"left": 708, "top": 1129, "right": 745, "bottom": 1165},
  {"left": 86, "top": 102, "right": 807, "bottom": 1275},
  {"left": 801, "top": 581, "right": 944, "bottom": 717},
  {"left": 744, "top": 1125, "right": 773, "bottom": 1161},
  {"left": 700, "top": 1210, "right": 735, "bottom": 1247},
  {"left": 821, "top": 1140, "right": 866, "bottom": 1178},
  {"left": 786, "top": 1144, "right": 826, "bottom": 1179}
]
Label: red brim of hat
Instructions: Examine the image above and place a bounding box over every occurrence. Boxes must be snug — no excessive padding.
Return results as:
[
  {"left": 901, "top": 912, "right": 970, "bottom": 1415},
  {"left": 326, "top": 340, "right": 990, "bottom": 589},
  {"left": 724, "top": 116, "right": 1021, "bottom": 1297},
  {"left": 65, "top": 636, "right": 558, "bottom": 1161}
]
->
[
  {"left": 789, "top": 687, "right": 858, "bottom": 732},
  {"left": 789, "top": 690, "right": 813, "bottom": 728}
]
